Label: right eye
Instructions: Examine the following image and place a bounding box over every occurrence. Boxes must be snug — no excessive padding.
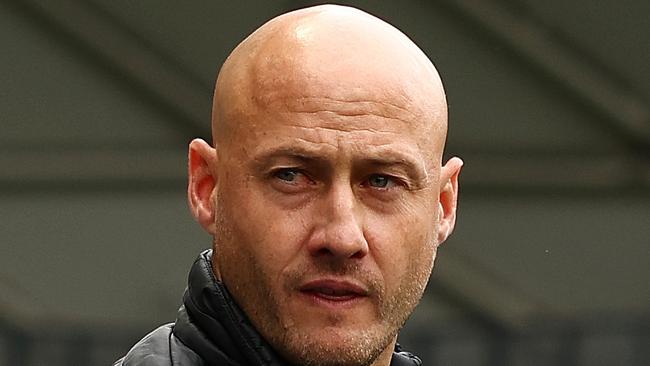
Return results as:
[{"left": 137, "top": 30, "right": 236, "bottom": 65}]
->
[
  {"left": 269, "top": 168, "right": 315, "bottom": 194},
  {"left": 274, "top": 169, "right": 300, "bottom": 182}
]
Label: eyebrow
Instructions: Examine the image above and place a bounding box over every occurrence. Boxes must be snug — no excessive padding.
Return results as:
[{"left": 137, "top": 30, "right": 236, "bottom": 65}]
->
[
  {"left": 252, "top": 146, "right": 330, "bottom": 167},
  {"left": 360, "top": 155, "right": 429, "bottom": 185},
  {"left": 251, "top": 143, "right": 429, "bottom": 183}
]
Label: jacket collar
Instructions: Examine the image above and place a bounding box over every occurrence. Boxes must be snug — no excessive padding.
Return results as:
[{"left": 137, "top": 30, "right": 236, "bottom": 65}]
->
[{"left": 173, "top": 250, "right": 422, "bottom": 366}]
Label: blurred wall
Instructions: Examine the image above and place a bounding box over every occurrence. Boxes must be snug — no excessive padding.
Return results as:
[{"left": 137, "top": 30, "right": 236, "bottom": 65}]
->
[{"left": 1, "top": 0, "right": 648, "bottom": 365}]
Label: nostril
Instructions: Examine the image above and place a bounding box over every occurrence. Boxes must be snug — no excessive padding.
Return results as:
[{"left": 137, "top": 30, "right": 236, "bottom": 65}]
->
[
  {"left": 311, "top": 246, "right": 366, "bottom": 260},
  {"left": 314, "top": 248, "right": 332, "bottom": 257}
]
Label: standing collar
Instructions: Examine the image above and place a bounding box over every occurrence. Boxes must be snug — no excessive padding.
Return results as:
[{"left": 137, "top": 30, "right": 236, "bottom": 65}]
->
[{"left": 173, "top": 250, "right": 422, "bottom": 366}]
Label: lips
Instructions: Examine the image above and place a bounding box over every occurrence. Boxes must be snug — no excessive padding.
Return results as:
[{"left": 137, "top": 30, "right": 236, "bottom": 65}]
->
[{"left": 299, "top": 279, "right": 369, "bottom": 303}]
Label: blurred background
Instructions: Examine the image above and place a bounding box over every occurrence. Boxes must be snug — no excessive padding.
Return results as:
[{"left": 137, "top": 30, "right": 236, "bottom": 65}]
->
[{"left": 1, "top": 0, "right": 648, "bottom": 365}]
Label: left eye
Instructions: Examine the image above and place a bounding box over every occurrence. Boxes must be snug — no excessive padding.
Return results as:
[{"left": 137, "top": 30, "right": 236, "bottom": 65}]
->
[{"left": 367, "top": 174, "right": 392, "bottom": 188}]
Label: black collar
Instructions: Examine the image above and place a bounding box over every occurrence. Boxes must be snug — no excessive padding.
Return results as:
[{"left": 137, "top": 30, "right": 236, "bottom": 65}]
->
[{"left": 173, "top": 250, "right": 421, "bottom": 366}]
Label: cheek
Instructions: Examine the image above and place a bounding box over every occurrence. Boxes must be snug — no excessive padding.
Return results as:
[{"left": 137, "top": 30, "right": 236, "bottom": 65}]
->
[
  {"left": 218, "top": 177, "right": 312, "bottom": 278},
  {"left": 366, "top": 201, "right": 437, "bottom": 288}
]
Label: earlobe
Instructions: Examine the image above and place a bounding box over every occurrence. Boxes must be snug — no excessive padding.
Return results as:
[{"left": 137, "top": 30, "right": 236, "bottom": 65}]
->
[
  {"left": 187, "top": 139, "right": 218, "bottom": 235},
  {"left": 436, "top": 157, "right": 463, "bottom": 244}
]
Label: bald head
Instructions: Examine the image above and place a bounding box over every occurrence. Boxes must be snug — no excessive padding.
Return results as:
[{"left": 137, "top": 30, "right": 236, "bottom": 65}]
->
[{"left": 212, "top": 5, "right": 447, "bottom": 150}]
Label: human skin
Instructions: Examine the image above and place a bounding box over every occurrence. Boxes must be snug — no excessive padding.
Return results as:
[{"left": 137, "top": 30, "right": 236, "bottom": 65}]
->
[{"left": 187, "top": 5, "right": 462, "bottom": 366}]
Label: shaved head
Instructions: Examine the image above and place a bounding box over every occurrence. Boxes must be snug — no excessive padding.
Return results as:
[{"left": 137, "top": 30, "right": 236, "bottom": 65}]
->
[{"left": 212, "top": 5, "right": 447, "bottom": 154}]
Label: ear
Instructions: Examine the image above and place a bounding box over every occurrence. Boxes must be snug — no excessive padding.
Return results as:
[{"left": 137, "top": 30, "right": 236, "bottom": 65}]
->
[
  {"left": 187, "top": 138, "right": 218, "bottom": 235},
  {"left": 436, "top": 157, "right": 463, "bottom": 245}
]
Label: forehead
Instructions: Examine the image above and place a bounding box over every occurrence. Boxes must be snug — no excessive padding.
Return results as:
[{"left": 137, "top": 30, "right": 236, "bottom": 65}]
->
[
  {"left": 215, "top": 12, "right": 448, "bottom": 159},
  {"left": 239, "top": 12, "right": 444, "bottom": 116},
  {"left": 224, "top": 67, "right": 445, "bottom": 164},
  {"left": 224, "top": 97, "right": 443, "bottom": 177},
  {"left": 242, "top": 54, "right": 440, "bottom": 141},
  {"left": 247, "top": 40, "right": 433, "bottom": 118}
]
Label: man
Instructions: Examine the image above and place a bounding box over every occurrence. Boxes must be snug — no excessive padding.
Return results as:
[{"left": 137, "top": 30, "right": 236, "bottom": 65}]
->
[{"left": 115, "top": 4, "right": 462, "bottom": 366}]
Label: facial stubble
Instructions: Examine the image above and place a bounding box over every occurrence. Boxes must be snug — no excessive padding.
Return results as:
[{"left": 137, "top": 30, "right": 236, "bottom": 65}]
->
[{"left": 213, "top": 193, "right": 434, "bottom": 366}]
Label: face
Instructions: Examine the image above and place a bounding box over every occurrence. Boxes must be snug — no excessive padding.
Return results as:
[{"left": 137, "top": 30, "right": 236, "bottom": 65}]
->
[{"left": 201, "top": 87, "right": 453, "bottom": 365}]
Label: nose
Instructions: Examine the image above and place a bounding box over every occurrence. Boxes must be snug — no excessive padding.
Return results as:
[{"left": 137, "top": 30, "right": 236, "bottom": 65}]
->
[{"left": 306, "top": 182, "right": 369, "bottom": 260}]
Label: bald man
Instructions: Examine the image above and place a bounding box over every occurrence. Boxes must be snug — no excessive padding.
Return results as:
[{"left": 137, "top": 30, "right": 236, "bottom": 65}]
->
[{"left": 115, "top": 4, "right": 462, "bottom": 366}]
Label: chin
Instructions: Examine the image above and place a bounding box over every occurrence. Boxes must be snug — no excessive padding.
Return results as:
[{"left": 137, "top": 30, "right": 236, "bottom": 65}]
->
[{"left": 275, "top": 323, "right": 395, "bottom": 366}]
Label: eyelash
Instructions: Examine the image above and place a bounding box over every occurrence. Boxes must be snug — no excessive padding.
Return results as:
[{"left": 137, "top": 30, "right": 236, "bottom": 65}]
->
[
  {"left": 270, "top": 168, "right": 312, "bottom": 184},
  {"left": 269, "top": 168, "right": 404, "bottom": 190}
]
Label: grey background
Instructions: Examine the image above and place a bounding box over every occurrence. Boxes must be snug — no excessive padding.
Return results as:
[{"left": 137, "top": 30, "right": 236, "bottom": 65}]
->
[{"left": 1, "top": 0, "right": 648, "bottom": 365}]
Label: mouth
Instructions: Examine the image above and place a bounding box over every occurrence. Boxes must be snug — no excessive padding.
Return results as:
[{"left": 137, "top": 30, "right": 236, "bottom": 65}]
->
[{"left": 298, "top": 279, "right": 369, "bottom": 306}]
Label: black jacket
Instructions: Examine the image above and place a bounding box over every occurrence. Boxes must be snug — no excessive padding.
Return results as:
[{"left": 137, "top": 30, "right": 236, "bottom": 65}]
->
[{"left": 114, "top": 250, "right": 422, "bottom": 366}]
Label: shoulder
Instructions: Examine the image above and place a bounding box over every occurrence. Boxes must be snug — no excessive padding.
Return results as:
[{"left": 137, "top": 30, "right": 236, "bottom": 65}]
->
[
  {"left": 391, "top": 344, "right": 423, "bottom": 366},
  {"left": 114, "top": 324, "right": 205, "bottom": 366}
]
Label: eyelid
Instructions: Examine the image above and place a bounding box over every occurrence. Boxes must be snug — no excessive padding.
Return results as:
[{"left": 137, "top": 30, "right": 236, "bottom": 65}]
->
[
  {"left": 388, "top": 172, "right": 421, "bottom": 190},
  {"left": 267, "top": 166, "right": 303, "bottom": 176},
  {"left": 363, "top": 173, "right": 408, "bottom": 190},
  {"left": 269, "top": 167, "right": 315, "bottom": 187}
]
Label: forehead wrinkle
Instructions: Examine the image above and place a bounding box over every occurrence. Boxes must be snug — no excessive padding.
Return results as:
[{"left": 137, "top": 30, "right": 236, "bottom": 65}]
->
[
  {"left": 282, "top": 121, "right": 442, "bottom": 162},
  {"left": 283, "top": 97, "right": 419, "bottom": 123},
  {"left": 285, "top": 124, "right": 407, "bottom": 137},
  {"left": 241, "top": 120, "right": 439, "bottom": 171},
  {"left": 251, "top": 135, "right": 426, "bottom": 170}
]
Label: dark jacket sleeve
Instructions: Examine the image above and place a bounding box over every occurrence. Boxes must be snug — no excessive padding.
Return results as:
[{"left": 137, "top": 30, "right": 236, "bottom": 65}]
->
[{"left": 114, "top": 323, "right": 205, "bottom": 366}]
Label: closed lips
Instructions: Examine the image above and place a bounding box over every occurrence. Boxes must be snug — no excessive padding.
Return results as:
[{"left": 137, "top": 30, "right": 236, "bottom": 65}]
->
[{"left": 299, "top": 279, "right": 368, "bottom": 300}]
